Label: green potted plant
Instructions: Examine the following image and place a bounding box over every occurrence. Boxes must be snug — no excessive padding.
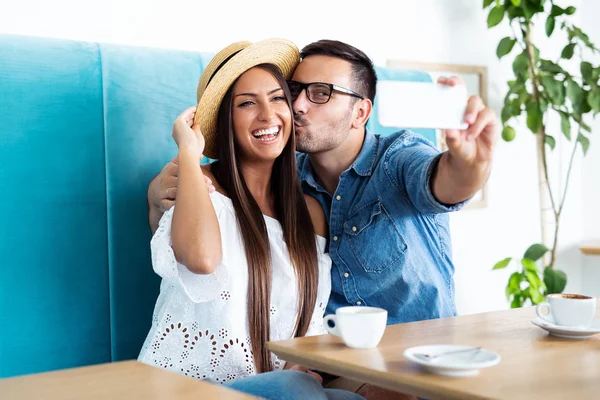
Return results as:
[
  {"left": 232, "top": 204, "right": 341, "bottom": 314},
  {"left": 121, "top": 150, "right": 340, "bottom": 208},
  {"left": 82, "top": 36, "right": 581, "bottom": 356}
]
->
[{"left": 483, "top": 0, "right": 599, "bottom": 307}]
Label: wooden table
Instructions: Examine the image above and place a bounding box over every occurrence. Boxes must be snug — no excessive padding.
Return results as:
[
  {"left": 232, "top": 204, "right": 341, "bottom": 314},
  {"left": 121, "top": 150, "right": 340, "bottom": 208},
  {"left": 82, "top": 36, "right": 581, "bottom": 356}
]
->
[
  {"left": 580, "top": 240, "right": 600, "bottom": 256},
  {"left": 1, "top": 360, "right": 258, "bottom": 400},
  {"left": 268, "top": 301, "right": 600, "bottom": 400}
]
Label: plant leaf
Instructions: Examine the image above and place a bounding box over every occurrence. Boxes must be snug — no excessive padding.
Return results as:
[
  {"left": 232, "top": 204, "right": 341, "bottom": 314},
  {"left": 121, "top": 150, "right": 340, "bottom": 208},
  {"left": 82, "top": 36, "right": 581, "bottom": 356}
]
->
[
  {"left": 487, "top": 6, "right": 505, "bottom": 28},
  {"left": 522, "top": 258, "right": 539, "bottom": 273},
  {"left": 511, "top": 295, "right": 524, "bottom": 308},
  {"left": 525, "top": 271, "right": 539, "bottom": 289},
  {"left": 525, "top": 268, "right": 546, "bottom": 291},
  {"left": 545, "top": 134, "right": 556, "bottom": 150},
  {"left": 506, "top": 285, "right": 519, "bottom": 300},
  {"left": 581, "top": 62, "right": 594, "bottom": 84},
  {"left": 509, "top": 271, "right": 523, "bottom": 290},
  {"left": 506, "top": 4, "right": 525, "bottom": 19},
  {"left": 512, "top": 53, "right": 529, "bottom": 78},
  {"left": 528, "top": 286, "right": 546, "bottom": 304},
  {"left": 483, "top": 0, "right": 494, "bottom": 8},
  {"left": 546, "top": 16, "right": 555, "bottom": 37},
  {"left": 540, "top": 76, "right": 565, "bottom": 106},
  {"left": 559, "top": 111, "right": 571, "bottom": 140},
  {"left": 573, "top": 113, "right": 592, "bottom": 132},
  {"left": 523, "top": 243, "right": 550, "bottom": 261},
  {"left": 508, "top": 271, "right": 524, "bottom": 306},
  {"left": 507, "top": 80, "right": 526, "bottom": 97},
  {"left": 501, "top": 106, "right": 512, "bottom": 124},
  {"left": 566, "top": 79, "right": 584, "bottom": 113},
  {"left": 522, "top": 2, "right": 535, "bottom": 19},
  {"left": 493, "top": 257, "right": 513, "bottom": 270},
  {"left": 505, "top": 271, "right": 522, "bottom": 300},
  {"left": 540, "top": 97, "right": 549, "bottom": 114},
  {"left": 497, "top": 37, "right": 517, "bottom": 59},
  {"left": 561, "top": 43, "right": 576, "bottom": 59},
  {"left": 565, "top": 6, "right": 576, "bottom": 15},
  {"left": 571, "top": 26, "right": 593, "bottom": 49},
  {"left": 526, "top": 102, "right": 543, "bottom": 133},
  {"left": 550, "top": 5, "right": 565, "bottom": 17},
  {"left": 539, "top": 59, "right": 565, "bottom": 74},
  {"left": 578, "top": 133, "right": 590, "bottom": 155},
  {"left": 510, "top": 98, "right": 523, "bottom": 115},
  {"left": 510, "top": 0, "right": 521, "bottom": 6},
  {"left": 587, "top": 88, "right": 600, "bottom": 113},
  {"left": 544, "top": 267, "right": 567, "bottom": 294},
  {"left": 582, "top": 90, "right": 592, "bottom": 113}
]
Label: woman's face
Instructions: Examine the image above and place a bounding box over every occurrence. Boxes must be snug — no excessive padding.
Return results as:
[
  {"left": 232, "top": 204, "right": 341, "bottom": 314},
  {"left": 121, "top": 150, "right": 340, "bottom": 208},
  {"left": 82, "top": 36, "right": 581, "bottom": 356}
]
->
[{"left": 231, "top": 67, "right": 292, "bottom": 162}]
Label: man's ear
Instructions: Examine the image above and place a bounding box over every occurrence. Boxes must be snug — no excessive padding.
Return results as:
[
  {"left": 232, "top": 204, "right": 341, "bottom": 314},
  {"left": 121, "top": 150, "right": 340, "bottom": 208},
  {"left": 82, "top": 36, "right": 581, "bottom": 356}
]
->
[{"left": 351, "top": 99, "right": 373, "bottom": 129}]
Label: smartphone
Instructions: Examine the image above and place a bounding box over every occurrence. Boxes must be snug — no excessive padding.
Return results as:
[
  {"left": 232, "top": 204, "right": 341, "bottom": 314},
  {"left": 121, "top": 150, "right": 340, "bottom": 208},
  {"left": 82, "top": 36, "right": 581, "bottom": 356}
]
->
[{"left": 376, "top": 81, "right": 469, "bottom": 130}]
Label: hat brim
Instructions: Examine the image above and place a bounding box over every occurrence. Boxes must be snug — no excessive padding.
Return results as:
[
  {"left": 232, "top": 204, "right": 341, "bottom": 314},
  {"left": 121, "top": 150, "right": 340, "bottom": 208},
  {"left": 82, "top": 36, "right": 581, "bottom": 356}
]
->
[{"left": 194, "top": 39, "right": 299, "bottom": 160}]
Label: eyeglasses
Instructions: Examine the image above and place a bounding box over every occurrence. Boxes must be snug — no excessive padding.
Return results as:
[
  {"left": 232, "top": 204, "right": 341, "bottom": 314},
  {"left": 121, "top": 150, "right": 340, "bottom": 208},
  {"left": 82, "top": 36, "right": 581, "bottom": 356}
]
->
[{"left": 287, "top": 80, "right": 364, "bottom": 104}]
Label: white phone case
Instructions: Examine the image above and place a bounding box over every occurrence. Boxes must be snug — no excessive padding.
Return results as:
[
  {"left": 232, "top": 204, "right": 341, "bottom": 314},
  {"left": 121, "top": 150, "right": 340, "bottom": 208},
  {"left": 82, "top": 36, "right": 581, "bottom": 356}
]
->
[{"left": 376, "top": 81, "right": 469, "bottom": 130}]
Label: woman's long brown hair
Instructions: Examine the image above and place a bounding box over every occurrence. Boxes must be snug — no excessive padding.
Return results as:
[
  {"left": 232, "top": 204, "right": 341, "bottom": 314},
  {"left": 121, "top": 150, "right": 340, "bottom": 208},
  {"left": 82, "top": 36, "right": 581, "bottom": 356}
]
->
[{"left": 212, "top": 64, "right": 319, "bottom": 373}]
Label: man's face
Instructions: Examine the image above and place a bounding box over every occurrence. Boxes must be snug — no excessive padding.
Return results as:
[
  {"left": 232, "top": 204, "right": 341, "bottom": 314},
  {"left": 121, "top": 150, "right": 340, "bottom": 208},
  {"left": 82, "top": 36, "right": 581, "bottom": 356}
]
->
[{"left": 291, "top": 55, "right": 357, "bottom": 154}]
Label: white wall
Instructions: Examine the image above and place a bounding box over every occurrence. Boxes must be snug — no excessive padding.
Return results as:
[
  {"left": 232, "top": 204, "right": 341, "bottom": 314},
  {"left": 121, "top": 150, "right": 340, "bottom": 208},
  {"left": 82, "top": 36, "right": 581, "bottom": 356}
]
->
[
  {"left": 580, "top": 0, "right": 600, "bottom": 297},
  {"left": 1, "top": 0, "right": 597, "bottom": 314}
]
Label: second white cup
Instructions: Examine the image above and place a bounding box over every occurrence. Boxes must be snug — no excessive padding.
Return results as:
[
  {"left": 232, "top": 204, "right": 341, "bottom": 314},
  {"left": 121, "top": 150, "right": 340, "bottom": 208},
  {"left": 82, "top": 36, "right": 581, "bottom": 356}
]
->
[
  {"left": 536, "top": 293, "right": 596, "bottom": 327},
  {"left": 323, "top": 306, "right": 387, "bottom": 349}
]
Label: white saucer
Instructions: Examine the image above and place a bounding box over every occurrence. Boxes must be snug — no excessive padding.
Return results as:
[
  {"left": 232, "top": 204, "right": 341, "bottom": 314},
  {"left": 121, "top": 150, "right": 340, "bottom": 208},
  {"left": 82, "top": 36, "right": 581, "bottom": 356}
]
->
[
  {"left": 403, "top": 345, "right": 501, "bottom": 377},
  {"left": 531, "top": 317, "right": 600, "bottom": 339}
]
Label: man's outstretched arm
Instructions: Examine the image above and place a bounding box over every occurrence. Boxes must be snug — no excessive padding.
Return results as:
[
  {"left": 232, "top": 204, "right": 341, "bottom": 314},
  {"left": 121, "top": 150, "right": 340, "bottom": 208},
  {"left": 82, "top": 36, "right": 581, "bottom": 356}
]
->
[
  {"left": 391, "top": 76, "right": 498, "bottom": 214},
  {"left": 432, "top": 78, "right": 498, "bottom": 205}
]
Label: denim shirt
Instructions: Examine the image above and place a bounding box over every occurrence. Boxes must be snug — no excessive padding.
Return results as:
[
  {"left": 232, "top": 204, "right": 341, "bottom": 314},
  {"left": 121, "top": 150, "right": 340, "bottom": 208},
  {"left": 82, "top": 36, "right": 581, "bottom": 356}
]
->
[{"left": 297, "top": 130, "right": 466, "bottom": 325}]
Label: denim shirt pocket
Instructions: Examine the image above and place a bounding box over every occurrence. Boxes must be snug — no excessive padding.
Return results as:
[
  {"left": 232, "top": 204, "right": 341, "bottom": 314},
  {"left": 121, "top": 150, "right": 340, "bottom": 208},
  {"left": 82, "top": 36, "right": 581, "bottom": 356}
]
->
[{"left": 343, "top": 200, "right": 408, "bottom": 273}]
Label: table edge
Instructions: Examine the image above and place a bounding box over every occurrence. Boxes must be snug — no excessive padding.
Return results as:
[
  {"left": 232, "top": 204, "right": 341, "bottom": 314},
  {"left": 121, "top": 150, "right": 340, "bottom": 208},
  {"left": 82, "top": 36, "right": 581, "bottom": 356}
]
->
[{"left": 268, "top": 342, "right": 486, "bottom": 400}]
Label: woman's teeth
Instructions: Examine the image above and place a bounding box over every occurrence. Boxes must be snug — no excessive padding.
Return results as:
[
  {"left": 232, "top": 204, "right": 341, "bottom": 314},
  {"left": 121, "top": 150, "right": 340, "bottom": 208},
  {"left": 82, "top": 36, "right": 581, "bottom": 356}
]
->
[{"left": 252, "top": 127, "right": 280, "bottom": 141}]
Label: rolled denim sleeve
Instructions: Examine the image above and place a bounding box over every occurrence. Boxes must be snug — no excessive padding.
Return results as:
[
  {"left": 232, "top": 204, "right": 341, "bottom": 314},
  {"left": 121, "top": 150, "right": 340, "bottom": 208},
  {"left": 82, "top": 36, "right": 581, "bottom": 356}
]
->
[{"left": 384, "top": 132, "right": 468, "bottom": 214}]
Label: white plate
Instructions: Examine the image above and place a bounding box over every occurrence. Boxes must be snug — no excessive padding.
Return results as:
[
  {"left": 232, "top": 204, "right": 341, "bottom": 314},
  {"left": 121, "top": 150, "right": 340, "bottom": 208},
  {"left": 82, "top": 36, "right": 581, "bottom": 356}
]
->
[
  {"left": 531, "top": 317, "right": 600, "bottom": 339},
  {"left": 403, "top": 345, "right": 501, "bottom": 377}
]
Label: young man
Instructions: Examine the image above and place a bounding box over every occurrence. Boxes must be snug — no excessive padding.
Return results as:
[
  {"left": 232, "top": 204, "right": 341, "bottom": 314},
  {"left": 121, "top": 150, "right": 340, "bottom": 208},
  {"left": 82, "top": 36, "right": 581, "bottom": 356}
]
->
[
  {"left": 289, "top": 40, "right": 496, "bottom": 325},
  {"left": 147, "top": 40, "right": 497, "bottom": 399}
]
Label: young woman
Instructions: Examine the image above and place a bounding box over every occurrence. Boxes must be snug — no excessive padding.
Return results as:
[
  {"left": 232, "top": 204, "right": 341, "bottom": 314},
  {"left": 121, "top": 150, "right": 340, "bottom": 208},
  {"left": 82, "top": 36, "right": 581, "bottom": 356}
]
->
[{"left": 139, "top": 39, "right": 362, "bottom": 400}]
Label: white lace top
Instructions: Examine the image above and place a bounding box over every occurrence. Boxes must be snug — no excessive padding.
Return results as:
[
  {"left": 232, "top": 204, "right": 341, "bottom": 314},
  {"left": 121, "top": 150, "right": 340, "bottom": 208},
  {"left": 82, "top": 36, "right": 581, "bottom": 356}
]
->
[{"left": 138, "top": 191, "right": 331, "bottom": 384}]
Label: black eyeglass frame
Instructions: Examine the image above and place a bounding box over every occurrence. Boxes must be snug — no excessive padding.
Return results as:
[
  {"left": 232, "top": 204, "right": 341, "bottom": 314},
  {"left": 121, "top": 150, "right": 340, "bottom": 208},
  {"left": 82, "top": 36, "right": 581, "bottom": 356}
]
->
[{"left": 287, "top": 80, "right": 365, "bottom": 104}]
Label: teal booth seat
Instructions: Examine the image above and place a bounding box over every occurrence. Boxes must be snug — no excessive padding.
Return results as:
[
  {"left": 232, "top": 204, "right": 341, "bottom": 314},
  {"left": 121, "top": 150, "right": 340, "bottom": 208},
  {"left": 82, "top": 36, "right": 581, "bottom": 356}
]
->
[
  {"left": 0, "top": 34, "right": 433, "bottom": 378},
  {"left": 0, "top": 34, "right": 205, "bottom": 378}
]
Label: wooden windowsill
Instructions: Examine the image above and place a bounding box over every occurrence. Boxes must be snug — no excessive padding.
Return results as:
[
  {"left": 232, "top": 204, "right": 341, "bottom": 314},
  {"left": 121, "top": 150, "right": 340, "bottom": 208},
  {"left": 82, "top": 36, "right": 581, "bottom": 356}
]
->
[{"left": 580, "top": 241, "right": 600, "bottom": 256}]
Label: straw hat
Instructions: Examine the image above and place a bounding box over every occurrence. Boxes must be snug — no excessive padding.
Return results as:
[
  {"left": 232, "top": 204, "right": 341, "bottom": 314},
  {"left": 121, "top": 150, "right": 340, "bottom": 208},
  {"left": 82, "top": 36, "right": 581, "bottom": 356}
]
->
[{"left": 194, "top": 38, "right": 300, "bottom": 159}]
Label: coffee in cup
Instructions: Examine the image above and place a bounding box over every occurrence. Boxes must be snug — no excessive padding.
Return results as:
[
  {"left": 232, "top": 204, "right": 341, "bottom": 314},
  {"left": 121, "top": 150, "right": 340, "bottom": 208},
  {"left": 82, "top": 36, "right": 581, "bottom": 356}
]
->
[{"left": 536, "top": 294, "right": 596, "bottom": 328}]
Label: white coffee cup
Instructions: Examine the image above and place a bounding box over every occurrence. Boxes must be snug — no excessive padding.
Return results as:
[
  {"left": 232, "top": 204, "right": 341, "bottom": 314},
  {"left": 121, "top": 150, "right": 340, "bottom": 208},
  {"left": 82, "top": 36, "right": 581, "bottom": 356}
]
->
[
  {"left": 536, "top": 293, "right": 596, "bottom": 327},
  {"left": 323, "top": 306, "right": 387, "bottom": 349}
]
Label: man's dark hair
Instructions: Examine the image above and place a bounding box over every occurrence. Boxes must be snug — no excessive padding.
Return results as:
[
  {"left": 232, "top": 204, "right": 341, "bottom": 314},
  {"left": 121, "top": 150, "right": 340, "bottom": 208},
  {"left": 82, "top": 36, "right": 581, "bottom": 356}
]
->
[{"left": 300, "top": 39, "right": 377, "bottom": 103}]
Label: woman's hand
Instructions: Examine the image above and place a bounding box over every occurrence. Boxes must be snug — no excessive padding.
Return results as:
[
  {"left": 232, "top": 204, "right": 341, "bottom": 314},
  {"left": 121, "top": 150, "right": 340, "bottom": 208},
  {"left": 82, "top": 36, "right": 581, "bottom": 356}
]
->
[{"left": 172, "top": 106, "right": 205, "bottom": 159}]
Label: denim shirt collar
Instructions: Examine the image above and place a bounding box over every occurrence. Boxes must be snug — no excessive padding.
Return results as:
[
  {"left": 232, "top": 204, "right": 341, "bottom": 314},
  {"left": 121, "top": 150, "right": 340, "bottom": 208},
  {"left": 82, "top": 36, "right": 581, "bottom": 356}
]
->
[
  {"left": 350, "top": 129, "right": 378, "bottom": 177},
  {"left": 299, "top": 152, "right": 320, "bottom": 190},
  {"left": 300, "top": 129, "right": 378, "bottom": 187}
]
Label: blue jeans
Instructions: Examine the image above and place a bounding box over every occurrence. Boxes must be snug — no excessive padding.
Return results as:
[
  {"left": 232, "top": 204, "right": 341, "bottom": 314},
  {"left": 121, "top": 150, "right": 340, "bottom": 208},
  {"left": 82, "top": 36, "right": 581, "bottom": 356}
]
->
[{"left": 223, "top": 370, "right": 365, "bottom": 400}]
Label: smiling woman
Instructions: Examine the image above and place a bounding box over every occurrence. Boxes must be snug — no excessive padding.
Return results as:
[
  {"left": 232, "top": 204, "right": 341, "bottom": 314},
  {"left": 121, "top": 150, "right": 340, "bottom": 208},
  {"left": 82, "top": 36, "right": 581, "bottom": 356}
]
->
[{"left": 137, "top": 39, "right": 360, "bottom": 400}]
